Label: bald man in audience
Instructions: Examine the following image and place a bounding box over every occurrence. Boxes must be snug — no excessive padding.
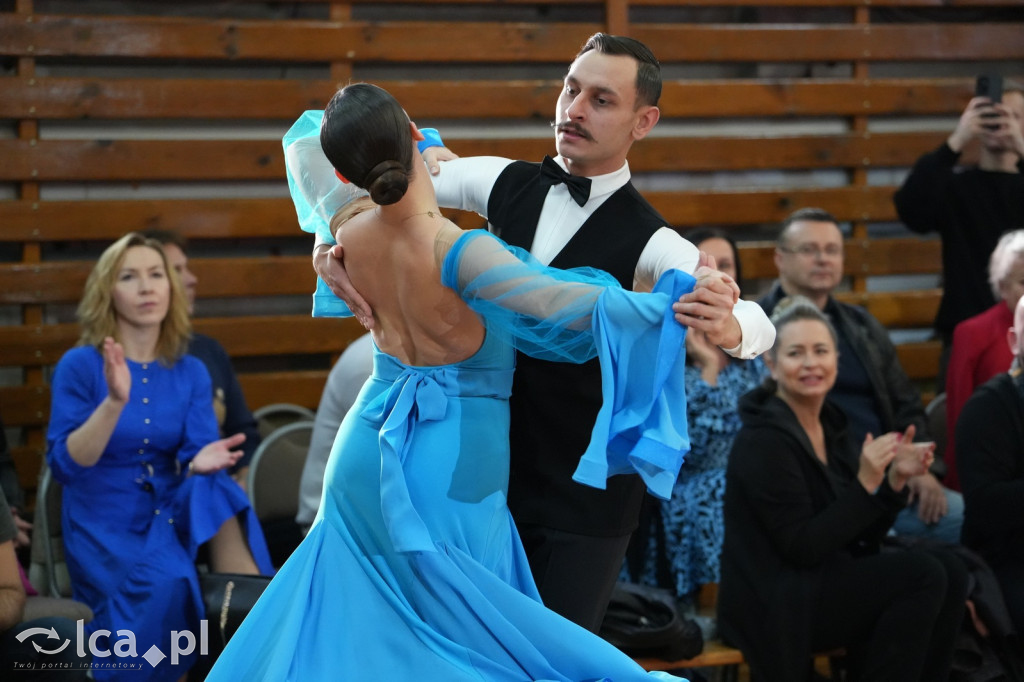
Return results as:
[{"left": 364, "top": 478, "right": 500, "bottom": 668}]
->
[{"left": 759, "top": 207, "right": 963, "bottom": 544}]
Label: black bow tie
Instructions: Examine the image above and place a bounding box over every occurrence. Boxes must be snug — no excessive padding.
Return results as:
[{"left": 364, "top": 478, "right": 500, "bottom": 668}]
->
[{"left": 539, "top": 155, "right": 592, "bottom": 207}]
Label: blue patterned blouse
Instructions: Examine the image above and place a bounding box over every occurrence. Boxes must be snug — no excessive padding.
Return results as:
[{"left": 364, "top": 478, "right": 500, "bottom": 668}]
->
[{"left": 628, "top": 356, "right": 766, "bottom": 601}]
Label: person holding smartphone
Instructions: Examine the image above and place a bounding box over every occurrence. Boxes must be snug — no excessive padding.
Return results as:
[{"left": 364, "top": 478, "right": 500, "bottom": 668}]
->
[{"left": 894, "top": 76, "right": 1024, "bottom": 389}]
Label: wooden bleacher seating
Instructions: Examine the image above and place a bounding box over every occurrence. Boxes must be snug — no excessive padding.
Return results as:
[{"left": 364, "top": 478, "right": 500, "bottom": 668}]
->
[{"left": 2, "top": 2, "right": 1021, "bottom": 500}]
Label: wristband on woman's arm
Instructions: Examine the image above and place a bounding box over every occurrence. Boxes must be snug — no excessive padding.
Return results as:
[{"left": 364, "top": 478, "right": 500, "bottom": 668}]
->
[{"left": 417, "top": 128, "right": 444, "bottom": 153}]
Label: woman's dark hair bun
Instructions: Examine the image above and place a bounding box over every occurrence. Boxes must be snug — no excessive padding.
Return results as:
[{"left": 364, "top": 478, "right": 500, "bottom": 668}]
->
[
  {"left": 320, "top": 83, "right": 414, "bottom": 205},
  {"left": 366, "top": 159, "right": 408, "bottom": 205}
]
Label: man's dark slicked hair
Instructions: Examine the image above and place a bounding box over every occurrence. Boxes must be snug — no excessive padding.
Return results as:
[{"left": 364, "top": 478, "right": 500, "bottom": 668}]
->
[{"left": 576, "top": 33, "right": 662, "bottom": 108}]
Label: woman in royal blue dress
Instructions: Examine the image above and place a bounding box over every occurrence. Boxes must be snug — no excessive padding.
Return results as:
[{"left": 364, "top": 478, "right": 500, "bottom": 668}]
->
[
  {"left": 206, "top": 83, "right": 698, "bottom": 681},
  {"left": 46, "top": 233, "right": 274, "bottom": 682}
]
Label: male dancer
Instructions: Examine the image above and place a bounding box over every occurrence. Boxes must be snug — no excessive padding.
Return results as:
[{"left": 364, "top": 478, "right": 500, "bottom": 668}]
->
[{"left": 314, "top": 33, "right": 774, "bottom": 631}]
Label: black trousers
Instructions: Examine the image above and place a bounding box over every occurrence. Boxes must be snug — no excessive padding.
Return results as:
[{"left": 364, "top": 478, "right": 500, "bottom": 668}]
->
[
  {"left": 516, "top": 523, "right": 632, "bottom": 634},
  {"left": 810, "top": 546, "right": 968, "bottom": 682},
  {"left": 992, "top": 557, "right": 1024, "bottom": 650}
]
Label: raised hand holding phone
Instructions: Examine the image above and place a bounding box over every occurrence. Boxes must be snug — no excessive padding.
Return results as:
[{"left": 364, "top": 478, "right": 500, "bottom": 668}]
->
[{"left": 976, "top": 74, "right": 1004, "bottom": 132}]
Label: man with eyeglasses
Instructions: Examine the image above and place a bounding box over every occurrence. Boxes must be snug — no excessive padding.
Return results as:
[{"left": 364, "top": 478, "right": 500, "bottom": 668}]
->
[{"left": 758, "top": 207, "right": 964, "bottom": 543}]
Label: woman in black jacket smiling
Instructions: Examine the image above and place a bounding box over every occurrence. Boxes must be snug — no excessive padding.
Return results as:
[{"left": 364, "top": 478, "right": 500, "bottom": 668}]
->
[{"left": 718, "top": 297, "right": 967, "bottom": 682}]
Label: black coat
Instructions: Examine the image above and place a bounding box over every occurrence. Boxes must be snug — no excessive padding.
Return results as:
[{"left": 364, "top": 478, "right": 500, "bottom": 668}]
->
[
  {"left": 893, "top": 142, "right": 1024, "bottom": 336},
  {"left": 718, "top": 386, "right": 907, "bottom": 681},
  {"left": 958, "top": 371, "right": 1024, "bottom": 564}
]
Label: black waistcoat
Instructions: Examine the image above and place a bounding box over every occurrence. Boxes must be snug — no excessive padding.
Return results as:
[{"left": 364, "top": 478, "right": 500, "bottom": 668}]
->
[{"left": 487, "top": 160, "right": 665, "bottom": 536}]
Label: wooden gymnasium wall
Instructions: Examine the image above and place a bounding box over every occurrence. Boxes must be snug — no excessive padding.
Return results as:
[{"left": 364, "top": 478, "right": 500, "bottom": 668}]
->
[{"left": 1, "top": 0, "right": 1024, "bottom": 492}]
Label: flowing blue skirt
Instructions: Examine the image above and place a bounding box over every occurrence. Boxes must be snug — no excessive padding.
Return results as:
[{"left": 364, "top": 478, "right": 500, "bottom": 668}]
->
[{"left": 207, "top": 331, "right": 684, "bottom": 681}]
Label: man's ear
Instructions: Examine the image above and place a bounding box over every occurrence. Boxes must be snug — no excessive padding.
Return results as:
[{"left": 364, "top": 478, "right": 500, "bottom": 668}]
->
[
  {"left": 632, "top": 105, "right": 660, "bottom": 141},
  {"left": 1009, "top": 326, "right": 1018, "bottom": 356},
  {"left": 410, "top": 121, "right": 425, "bottom": 142}
]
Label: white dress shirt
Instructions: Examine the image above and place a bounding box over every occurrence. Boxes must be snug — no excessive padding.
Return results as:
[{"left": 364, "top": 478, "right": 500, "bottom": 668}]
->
[{"left": 430, "top": 155, "right": 775, "bottom": 359}]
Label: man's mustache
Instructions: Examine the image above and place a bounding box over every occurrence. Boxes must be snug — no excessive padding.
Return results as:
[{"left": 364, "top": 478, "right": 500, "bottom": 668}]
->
[{"left": 551, "top": 121, "right": 592, "bottom": 141}]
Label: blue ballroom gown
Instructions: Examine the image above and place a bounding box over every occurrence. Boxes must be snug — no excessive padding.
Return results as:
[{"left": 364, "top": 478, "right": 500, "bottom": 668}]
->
[
  {"left": 47, "top": 347, "right": 275, "bottom": 682},
  {"left": 206, "top": 228, "right": 693, "bottom": 681}
]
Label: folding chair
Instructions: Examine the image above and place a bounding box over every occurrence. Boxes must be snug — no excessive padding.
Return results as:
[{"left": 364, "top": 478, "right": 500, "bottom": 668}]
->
[
  {"left": 246, "top": 420, "right": 314, "bottom": 566},
  {"left": 253, "top": 403, "right": 316, "bottom": 440},
  {"left": 27, "top": 463, "right": 94, "bottom": 622}
]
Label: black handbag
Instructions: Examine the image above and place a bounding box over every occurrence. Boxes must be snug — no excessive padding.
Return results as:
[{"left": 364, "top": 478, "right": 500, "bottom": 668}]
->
[
  {"left": 599, "top": 581, "right": 704, "bottom": 661},
  {"left": 199, "top": 572, "right": 272, "bottom": 652}
]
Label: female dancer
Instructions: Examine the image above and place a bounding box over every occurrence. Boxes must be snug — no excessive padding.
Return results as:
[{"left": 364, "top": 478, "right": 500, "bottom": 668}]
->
[{"left": 207, "top": 83, "right": 695, "bottom": 680}]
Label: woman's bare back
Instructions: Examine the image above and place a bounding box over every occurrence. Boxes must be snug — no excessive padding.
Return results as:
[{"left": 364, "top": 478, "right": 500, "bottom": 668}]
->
[{"left": 338, "top": 210, "right": 484, "bottom": 367}]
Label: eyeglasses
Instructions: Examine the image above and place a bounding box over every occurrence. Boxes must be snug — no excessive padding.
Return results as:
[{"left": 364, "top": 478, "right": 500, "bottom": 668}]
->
[{"left": 778, "top": 243, "right": 843, "bottom": 258}]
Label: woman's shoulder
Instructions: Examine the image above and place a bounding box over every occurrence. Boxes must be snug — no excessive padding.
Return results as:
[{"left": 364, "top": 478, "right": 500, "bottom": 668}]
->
[
  {"left": 731, "top": 392, "right": 803, "bottom": 454},
  {"left": 177, "top": 351, "right": 204, "bottom": 369},
  {"left": 736, "top": 384, "right": 787, "bottom": 424},
  {"left": 437, "top": 226, "right": 506, "bottom": 282},
  {"left": 51, "top": 346, "right": 102, "bottom": 391},
  {"left": 56, "top": 345, "right": 100, "bottom": 370},
  {"left": 964, "top": 371, "right": 1019, "bottom": 420},
  {"left": 177, "top": 352, "right": 214, "bottom": 381},
  {"left": 444, "top": 225, "right": 495, "bottom": 251},
  {"left": 732, "top": 416, "right": 794, "bottom": 450},
  {"left": 728, "top": 422, "right": 800, "bottom": 485}
]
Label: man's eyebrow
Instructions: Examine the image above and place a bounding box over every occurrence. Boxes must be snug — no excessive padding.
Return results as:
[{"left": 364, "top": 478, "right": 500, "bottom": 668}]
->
[{"left": 565, "top": 76, "right": 618, "bottom": 99}]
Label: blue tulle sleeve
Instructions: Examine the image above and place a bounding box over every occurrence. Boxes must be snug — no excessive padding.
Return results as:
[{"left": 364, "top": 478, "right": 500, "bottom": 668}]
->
[
  {"left": 440, "top": 228, "right": 693, "bottom": 499},
  {"left": 311, "top": 277, "right": 354, "bottom": 318},
  {"left": 283, "top": 110, "right": 369, "bottom": 245},
  {"left": 283, "top": 110, "right": 369, "bottom": 319},
  {"left": 573, "top": 269, "right": 694, "bottom": 500},
  {"left": 441, "top": 228, "right": 619, "bottom": 363}
]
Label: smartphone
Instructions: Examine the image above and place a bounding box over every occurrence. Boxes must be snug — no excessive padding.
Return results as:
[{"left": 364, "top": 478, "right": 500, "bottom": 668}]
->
[
  {"left": 976, "top": 74, "right": 1004, "bottom": 103},
  {"left": 976, "top": 74, "right": 1004, "bottom": 131}
]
